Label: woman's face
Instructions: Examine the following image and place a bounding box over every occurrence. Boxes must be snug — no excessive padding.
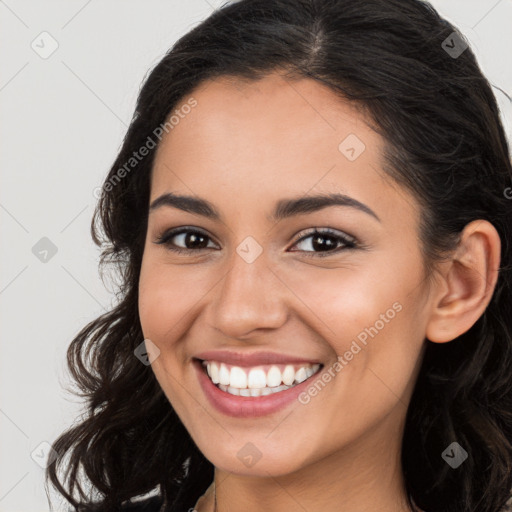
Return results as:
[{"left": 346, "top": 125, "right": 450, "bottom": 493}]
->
[{"left": 138, "top": 72, "right": 433, "bottom": 476}]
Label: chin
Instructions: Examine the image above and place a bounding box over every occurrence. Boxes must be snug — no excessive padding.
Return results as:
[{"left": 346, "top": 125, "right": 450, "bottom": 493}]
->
[{"left": 195, "top": 434, "right": 316, "bottom": 477}]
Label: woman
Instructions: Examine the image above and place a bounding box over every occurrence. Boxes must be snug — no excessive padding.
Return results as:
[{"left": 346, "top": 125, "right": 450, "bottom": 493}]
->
[{"left": 45, "top": 1, "right": 512, "bottom": 511}]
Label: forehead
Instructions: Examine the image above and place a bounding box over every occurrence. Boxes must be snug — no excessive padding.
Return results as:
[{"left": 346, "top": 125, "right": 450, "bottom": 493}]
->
[
  {"left": 150, "top": 72, "right": 417, "bottom": 228},
  {"left": 156, "top": 72, "right": 375, "bottom": 161}
]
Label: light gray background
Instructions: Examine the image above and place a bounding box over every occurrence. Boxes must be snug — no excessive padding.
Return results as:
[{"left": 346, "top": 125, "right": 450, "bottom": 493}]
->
[{"left": 1, "top": 1, "right": 511, "bottom": 511}]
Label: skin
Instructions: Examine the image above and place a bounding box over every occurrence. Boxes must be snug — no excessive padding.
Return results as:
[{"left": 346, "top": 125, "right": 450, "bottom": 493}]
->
[{"left": 138, "top": 72, "right": 501, "bottom": 512}]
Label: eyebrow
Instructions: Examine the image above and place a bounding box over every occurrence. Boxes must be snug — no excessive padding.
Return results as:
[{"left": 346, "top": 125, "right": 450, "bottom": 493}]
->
[{"left": 149, "top": 192, "right": 380, "bottom": 223}]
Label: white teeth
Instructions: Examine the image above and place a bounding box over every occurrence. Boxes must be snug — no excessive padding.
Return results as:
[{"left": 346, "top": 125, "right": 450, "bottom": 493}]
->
[
  {"left": 240, "top": 388, "right": 262, "bottom": 397},
  {"left": 208, "top": 362, "right": 220, "bottom": 384},
  {"left": 230, "top": 366, "right": 247, "bottom": 388},
  {"left": 266, "top": 366, "right": 282, "bottom": 387},
  {"left": 295, "top": 367, "right": 307, "bottom": 384},
  {"left": 219, "top": 363, "right": 230, "bottom": 385},
  {"left": 282, "top": 365, "right": 295, "bottom": 385},
  {"left": 204, "top": 360, "right": 322, "bottom": 395},
  {"left": 227, "top": 386, "right": 240, "bottom": 396},
  {"left": 219, "top": 383, "right": 295, "bottom": 396},
  {"left": 248, "top": 368, "right": 267, "bottom": 389}
]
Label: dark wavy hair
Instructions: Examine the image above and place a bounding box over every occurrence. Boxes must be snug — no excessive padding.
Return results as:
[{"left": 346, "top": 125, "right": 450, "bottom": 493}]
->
[{"left": 45, "top": 1, "right": 512, "bottom": 511}]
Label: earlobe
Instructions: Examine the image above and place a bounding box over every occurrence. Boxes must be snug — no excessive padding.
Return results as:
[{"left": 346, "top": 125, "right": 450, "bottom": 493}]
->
[{"left": 425, "top": 220, "right": 501, "bottom": 344}]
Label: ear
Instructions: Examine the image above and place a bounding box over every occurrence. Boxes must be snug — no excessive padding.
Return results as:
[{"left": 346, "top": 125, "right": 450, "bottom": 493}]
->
[{"left": 425, "top": 219, "right": 501, "bottom": 343}]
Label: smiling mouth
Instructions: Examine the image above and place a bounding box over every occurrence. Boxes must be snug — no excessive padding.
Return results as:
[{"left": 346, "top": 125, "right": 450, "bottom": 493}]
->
[{"left": 198, "top": 359, "right": 323, "bottom": 397}]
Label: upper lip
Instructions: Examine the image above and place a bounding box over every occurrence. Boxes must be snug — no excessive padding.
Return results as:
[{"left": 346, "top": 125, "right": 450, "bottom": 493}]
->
[{"left": 194, "top": 350, "right": 322, "bottom": 367}]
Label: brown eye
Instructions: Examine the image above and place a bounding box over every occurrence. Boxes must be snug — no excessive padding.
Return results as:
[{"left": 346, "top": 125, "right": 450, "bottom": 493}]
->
[
  {"left": 154, "top": 227, "right": 217, "bottom": 254},
  {"left": 153, "top": 226, "right": 358, "bottom": 258},
  {"left": 289, "top": 228, "right": 357, "bottom": 258}
]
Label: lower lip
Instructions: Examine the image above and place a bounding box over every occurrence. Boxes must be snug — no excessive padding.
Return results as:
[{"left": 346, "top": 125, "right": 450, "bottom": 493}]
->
[{"left": 193, "top": 359, "right": 322, "bottom": 418}]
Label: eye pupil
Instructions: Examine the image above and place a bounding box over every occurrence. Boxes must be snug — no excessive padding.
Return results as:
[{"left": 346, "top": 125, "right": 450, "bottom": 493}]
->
[
  {"left": 312, "top": 234, "right": 337, "bottom": 252},
  {"left": 186, "top": 232, "right": 208, "bottom": 249}
]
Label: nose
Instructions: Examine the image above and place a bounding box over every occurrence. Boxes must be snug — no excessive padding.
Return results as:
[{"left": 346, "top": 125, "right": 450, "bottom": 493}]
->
[{"left": 207, "top": 247, "right": 289, "bottom": 339}]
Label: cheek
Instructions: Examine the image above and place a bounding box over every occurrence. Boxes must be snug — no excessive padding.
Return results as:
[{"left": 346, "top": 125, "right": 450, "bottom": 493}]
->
[
  {"left": 279, "top": 261, "right": 404, "bottom": 342},
  {"left": 286, "top": 272, "right": 423, "bottom": 451},
  {"left": 137, "top": 257, "right": 202, "bottom": 412},
  {"left": 138, "top": 254, "right": 210, "bottom": 341},
  {"left": 281, "top": 255, "right": 425, "bottom": 385}
]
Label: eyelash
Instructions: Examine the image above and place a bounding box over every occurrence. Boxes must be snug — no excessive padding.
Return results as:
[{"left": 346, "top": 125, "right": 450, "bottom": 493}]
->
[{"left": 153, "top": 226, "right": 358, "bottom": 258}]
